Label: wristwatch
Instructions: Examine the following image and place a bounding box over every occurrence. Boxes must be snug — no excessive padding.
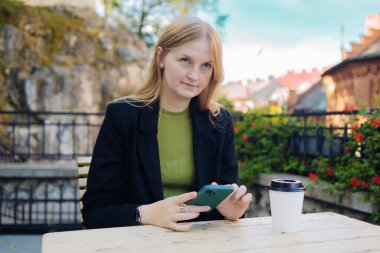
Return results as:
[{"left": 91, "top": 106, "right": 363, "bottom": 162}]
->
[{"left": 134, "top": 206, "right": 142, "bottom": 225}]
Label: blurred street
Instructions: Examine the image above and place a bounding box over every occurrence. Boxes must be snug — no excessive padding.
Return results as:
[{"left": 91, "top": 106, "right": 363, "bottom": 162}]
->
[{"left": 0, "top": 235, "right": 42, "bottom": 253}]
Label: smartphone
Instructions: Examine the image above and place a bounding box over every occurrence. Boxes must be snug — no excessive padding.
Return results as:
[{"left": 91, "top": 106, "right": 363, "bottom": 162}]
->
[{"left": 186, "top": 184, "right": 234, "bottom": 210}]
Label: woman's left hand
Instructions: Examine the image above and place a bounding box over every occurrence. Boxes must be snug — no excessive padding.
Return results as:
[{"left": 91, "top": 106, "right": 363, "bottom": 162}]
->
[{"left": 212, "top": 182, "right": 252, "bottom": 221}]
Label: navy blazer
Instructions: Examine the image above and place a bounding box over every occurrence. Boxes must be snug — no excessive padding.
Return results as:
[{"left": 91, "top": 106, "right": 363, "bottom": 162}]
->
[{"left": 82, "top": 98, "right": 239, "bottom": 229}]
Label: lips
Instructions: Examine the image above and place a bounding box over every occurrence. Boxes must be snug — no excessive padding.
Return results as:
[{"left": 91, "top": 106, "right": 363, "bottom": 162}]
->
[{"left": 182, "top": 81, "right": 198, "bottom": 88}]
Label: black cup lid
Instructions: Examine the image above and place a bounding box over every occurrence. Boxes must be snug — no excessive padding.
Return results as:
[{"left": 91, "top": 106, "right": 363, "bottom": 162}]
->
[{"left": 267, "top": 179, "right": 306, "bottom": 192}]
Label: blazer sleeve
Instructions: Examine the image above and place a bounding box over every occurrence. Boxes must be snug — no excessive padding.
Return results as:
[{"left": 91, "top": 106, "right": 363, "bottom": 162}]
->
[{"left": 82, "top": 103, "right": 137, "bottom": 228}]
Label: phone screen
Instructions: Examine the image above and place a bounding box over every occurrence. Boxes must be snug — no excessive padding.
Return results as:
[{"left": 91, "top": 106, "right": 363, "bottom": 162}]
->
[{"left": 186, "top": 184, "right": 234, "bottom": 210}]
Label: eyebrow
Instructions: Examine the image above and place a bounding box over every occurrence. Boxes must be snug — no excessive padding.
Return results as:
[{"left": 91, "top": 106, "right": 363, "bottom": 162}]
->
[{"left": 180, "top": 54, "right": 213, "bottom": 64}]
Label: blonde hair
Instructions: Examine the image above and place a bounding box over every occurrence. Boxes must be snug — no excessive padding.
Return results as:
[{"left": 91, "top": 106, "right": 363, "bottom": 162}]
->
[{"left": 127, "top": 16, "right": 224, "bottom": 116}]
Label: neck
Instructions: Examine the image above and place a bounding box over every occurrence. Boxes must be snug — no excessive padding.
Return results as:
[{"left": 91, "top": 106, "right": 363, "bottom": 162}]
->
[{"left": 160, "top": 96, "right": 190, "bottom": 112}]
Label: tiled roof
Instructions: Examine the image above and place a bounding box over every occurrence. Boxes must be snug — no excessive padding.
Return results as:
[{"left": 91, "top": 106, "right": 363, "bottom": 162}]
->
[
  {"left": 251, "top": 79, "right": 285, "bottom": 100},
  {"left": 322, "top": 38, "right": 380, "bottom": 76},
  {"left": 278, "top": 67, "right": 326, "bottom": 91},
  {"left": 292, "top": 80, "right": 326, "bottom": 111}
]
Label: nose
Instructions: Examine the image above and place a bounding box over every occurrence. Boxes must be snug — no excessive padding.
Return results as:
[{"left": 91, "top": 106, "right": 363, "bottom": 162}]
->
[{"left": 187, "top": 66, "right": 199, "bottom": 81}]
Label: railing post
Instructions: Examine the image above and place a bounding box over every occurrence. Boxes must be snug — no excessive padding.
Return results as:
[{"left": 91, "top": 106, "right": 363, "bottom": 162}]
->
[
  {"left": 12, "top": 118, "right": 16, "bottom": 159},
  {"left": 57, "top": 120, "right": 61, "bottom": 159},
  {"left": 72, "top": 119, "right": 76, "bottom": 159},
  {"left": 303, "top": 115, "right": 307, "bottom": 158},
  {"left": 44, "top": 183, "right": 48, "bottom": 224},
  {"left": 14, "top": 185, "right": 18, "bottom": 224},
  {"left": 29, "top": 185, "right": 33, "bottom": 224},
  {"left": 86, "top": 120, "right": 91, "bottom": 155},
  {"left": 342, "top": 123, "right": 348, "bottom": 155},
  {"left": 27, "top": 112, "right": 31, "bottom": 160},
  {"left": 316, "top": 123, "right": 322, "bottom": 155},
  {"left": 59, "top": 184, "right": 63, "bottom": 224},
  {"left": 0, "top": 185, "right": 3, "bottom": 225},
  {"left": 329, "top": 124, "right": 333, "bottom": 166},
  {"left": 42, "top": 121, "right": 46, "bottom": 158},
  {"left": 74, "top": 184, "right": 78, "bottom": 223}
]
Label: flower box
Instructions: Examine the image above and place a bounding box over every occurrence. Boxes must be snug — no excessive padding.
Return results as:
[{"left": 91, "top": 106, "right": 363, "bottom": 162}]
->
[{"left": 257, "top": 172, "right": 373, "bottom": 214}]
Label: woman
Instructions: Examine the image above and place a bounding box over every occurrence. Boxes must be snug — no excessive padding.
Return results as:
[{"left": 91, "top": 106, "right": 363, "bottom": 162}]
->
[{"left": 82, "top": 16, "right": 252, "bottom": 231}]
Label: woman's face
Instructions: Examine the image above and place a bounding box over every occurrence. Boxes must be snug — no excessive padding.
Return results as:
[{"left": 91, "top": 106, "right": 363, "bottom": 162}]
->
[{"left": 160, "top": 37, "right": 214, "bottom": 106}]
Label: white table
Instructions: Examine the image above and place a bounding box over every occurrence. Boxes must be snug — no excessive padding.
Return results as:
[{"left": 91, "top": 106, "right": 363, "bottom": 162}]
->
[{"left": 42, "top": 212, "right": 380, "bottom": 253}]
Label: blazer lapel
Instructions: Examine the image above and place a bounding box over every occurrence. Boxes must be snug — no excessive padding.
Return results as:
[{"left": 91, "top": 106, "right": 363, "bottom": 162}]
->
[
  {"left": 137, "top": 102, "right": 163, "bottom": 201},
  {"left": 191, "top": 102, "right": 218, "bottom": 189}
]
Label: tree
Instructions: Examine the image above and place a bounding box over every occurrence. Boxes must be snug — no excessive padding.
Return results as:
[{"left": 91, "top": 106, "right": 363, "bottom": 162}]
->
[{"left": 102, "top": 0, "right": 227, "bottom": 47}]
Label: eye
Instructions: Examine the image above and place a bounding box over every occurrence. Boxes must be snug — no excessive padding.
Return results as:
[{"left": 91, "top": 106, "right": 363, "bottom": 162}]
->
[
  {"left": 202, "top": 63, "right": 212, "bottom": 70},
  {"left": 179, "top": 57, "right": 190, "bottom": 64}
]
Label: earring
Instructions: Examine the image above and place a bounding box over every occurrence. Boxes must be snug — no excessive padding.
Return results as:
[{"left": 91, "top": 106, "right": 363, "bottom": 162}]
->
[{"left": 160, "top": 63, "right": 164, "bottom": 69}]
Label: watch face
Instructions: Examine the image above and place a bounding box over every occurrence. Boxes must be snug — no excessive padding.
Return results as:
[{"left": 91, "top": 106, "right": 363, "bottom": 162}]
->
[{"left": 135, "top": 207, "right": 142, "bottom": 224}]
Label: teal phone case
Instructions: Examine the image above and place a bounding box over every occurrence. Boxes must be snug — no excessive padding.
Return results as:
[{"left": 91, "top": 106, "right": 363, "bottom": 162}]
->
[{"left": 186, "top": 185, "right": 234, "bottom": 210}]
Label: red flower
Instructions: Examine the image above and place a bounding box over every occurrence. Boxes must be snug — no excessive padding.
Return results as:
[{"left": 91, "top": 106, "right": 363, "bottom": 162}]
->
[
  {"left": 327, "top": 167, "right": 334, "bottom": 176},
  {"left": 350, "top": 177, "right": 359, "bottom": 187},
  {"left": 359, "top": 180, "right": 368, "bottom": 190},
  {"left": 344, "top": 104, "right": 355, "bottom": 111},
  {"left": 309, "top": 172, "right": 318, "bottom": 182},
  {"left": 372, "top": 175, "right": 380, "bottom": 185},
  {"left": 241, "top": 135, "right": 248, "bottom": 141},
  {"left": 234, "top": 127, "right": 239, "bottom": 134},
  {"left": 343, "top": 146, "right": 350, "bottom": 153},
  {"left": 371, "top": 118, "right": 380, "bottom": 128},
  {"left": 251, "top": 122, "right": 257, "bottom": 127},
  {"left": 350, "top": 123, "right": 359, "bottom": 131},
  {"left": 353, "top": 133, "right": 364, "bottom": 143},
  {"left": 241, "top": 162, "right": 247, "bottom": 167}
]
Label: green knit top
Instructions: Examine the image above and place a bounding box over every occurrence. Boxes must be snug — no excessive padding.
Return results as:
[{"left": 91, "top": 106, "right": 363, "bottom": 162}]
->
[{"left": 157, "top": 107, "right": 195, "bottom": 198}]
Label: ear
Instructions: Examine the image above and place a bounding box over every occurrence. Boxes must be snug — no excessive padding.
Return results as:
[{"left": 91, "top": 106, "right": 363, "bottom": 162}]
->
[
  {"left": 156, "top": 46, "right": 163, "bottom": 57},
  {"left": 157, "top": 46, "right": 165, "bottom": 69}
]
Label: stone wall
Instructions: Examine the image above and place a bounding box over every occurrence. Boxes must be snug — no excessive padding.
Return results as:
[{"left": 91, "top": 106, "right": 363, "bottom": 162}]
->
[{"left": 1, "top": 6, "right": 149, "bottom": 112}]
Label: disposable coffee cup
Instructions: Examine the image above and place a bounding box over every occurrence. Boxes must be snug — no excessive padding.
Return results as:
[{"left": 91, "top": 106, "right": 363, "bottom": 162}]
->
[{"left": 267, "top": 179, "right": 306, "bottom": 233}]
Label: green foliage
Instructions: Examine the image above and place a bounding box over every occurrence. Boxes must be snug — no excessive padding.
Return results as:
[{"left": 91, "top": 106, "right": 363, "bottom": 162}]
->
[
  {"left": 233, "top": 101, "right": 380, "bottom": 223},
  {"left": 218, "top": 94, "right": 234, "bottom": 112},
  {"left": 0, "top": 1, "right": 94, "bottom": 65},
  {"left": 0, "top": 0, "right": 26, "bottom": 25},
  {"left": 102, "top": 0, "right": 227, "bottom": 47},
  {"left": 0, "top": 58, "right": 4, "bottom": 72},
  {"left": 34, "top": 7, "right": 85, "bottom": 64},
  {"left": 234, "top": 105, "right": 298, "bottom": 185}
]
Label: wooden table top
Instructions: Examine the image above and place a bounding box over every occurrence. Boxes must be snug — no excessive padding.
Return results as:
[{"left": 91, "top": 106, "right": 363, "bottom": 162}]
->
[{"left": 42, "top": 212, "right": 380, "bottom": 253}]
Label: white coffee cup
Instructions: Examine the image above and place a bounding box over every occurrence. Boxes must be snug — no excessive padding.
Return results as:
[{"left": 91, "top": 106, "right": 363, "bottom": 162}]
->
[{"left": 267, "top": 179, "right": 306, "bottom": 233}]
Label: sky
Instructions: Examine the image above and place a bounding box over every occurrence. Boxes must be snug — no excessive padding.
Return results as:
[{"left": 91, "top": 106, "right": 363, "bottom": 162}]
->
[{"left": 216, "top": 0, "right": 380, "bottom": 83}]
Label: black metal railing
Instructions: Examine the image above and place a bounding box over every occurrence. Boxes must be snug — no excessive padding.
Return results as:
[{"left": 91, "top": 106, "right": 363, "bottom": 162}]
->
[
  {"left": 0, "top": 110, "right": 105, "bottom": 162},
  {"left": 232, "top": 109, "right": 372, "bottom": 169},
  {"left": 0, "top": 109, "right": 369, "bottom": 162},
  {"left": 262, "top": 110, "right": 365, "bottom": 158},
  {"left": 0, "top": 178, "right": 82, "bottom": 234}
]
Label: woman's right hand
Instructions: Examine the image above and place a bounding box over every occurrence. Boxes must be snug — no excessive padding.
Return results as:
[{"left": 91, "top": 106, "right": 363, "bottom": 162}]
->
[{"left": 139, "top": 191, "right": 210, "bottom": 231}]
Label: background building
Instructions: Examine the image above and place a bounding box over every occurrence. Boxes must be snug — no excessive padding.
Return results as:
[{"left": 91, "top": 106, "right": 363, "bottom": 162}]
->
[
  {"left": 221, "top": 68, "right": 328, "bottom": 112},
  {"left": 322, "top": 13, "right": 380, "bottom": 111}
]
